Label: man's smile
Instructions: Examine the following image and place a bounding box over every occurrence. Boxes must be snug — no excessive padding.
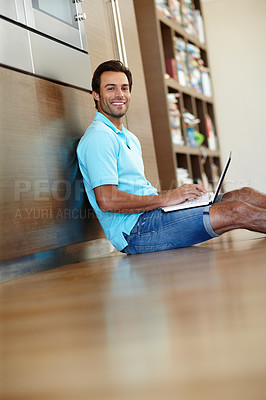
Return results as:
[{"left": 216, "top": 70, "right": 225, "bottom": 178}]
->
[{"left": 111, "top": 101, "right": 126, "bottom": 106}]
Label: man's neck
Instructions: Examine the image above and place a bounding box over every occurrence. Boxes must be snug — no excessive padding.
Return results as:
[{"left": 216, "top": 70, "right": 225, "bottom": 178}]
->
[{"left": 98, "top": 111, "right": 123, "bottom": 131}]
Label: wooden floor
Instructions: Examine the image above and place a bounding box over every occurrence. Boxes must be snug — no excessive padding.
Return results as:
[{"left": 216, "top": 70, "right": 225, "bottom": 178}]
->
[{"left": 1, "top": 230, "right": 266, "bottom": 400}]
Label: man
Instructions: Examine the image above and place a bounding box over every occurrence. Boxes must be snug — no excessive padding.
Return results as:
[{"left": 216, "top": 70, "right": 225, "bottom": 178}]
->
[{"left": 77, "top": 60, "right": 266, "bottom": 254}]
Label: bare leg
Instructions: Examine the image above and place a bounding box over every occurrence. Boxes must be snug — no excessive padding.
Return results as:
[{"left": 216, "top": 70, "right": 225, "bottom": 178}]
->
[
  {"left": 221, "top": 187, "right": 266, "bottom": 209},
  {"left": 209, "top": 188, "right": 266, "bottom": 235}
]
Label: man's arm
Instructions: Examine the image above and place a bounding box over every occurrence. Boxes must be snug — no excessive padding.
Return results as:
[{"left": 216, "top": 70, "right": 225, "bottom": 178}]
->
[{"left": 94, "top": 184, "right": 206, "bottom": 214}]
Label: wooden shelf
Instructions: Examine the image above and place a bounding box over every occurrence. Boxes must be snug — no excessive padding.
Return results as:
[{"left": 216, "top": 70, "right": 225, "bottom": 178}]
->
[
  {"left": 134, "top": 0, "right": 221, "bottom": 191},
  {"left": 165, "top": 77, "right": 214, "bottom": 103},
  {"left": 173, "top": 145, "right": 220, "bottom": 157},
  {"left": 157, "top": 12, "right": 207, "bottom": 51}
]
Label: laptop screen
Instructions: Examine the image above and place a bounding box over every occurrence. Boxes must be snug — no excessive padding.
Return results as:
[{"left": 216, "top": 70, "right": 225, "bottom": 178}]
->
[{"left": 212, "top": 151, "right": 232, "bottom": 202}]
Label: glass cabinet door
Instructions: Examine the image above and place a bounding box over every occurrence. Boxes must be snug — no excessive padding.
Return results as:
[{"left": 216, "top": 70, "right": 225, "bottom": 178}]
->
[
  {"left": 0, "top": 0, "right": 91, "bottom": 89},
  {"left": 32, "top": 0, "right": 78, "bottom": 26},
  {"left": 24, "top": 0, "right": 87, "bottom": 51}
]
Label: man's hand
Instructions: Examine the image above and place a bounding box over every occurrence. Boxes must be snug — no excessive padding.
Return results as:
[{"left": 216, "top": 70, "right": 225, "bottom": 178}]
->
[{"left": 161, "top": 184, "right": 207, "bottom": 207}]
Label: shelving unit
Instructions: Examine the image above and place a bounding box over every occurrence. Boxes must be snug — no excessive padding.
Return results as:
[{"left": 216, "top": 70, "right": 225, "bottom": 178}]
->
[{"left": 133, "top": 0, "right": 221, "bottom": 191}]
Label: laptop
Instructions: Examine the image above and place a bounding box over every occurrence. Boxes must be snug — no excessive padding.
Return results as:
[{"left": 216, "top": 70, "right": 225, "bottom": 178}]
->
[{"left": 162, "top": 151, "right": 232, "bottom": 212}]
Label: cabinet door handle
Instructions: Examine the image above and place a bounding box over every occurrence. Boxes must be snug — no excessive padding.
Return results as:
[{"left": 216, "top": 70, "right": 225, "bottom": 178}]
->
[{"left": 74, "top": 13, "right": 87, "bottom": 21}]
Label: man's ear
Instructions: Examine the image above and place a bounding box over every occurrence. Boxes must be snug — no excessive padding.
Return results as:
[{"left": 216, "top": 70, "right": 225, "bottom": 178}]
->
[{"left": 92, "top": 91, "right": 100, "bottom": 102}]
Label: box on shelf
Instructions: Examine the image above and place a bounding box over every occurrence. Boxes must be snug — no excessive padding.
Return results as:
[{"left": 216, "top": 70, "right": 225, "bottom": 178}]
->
[
  {"left": 168, "top": 0, "right": 182, "bottom": 25},
  {"left": 200, "top": 66, "right": 213, "bottom": 97},
  {"left": 180, "top": 0, "right": 197, "bottom": 37},
  {"left": 167, "top": 93, "right": 184, "bottom": 145},
  {"left": 155, "top": 0, "right": 171, "bottom": 18},
  {"left": 194, "top": 9, "right": 205, "bottom": 43},
  {"left": 173, "top": 36, "right": 189, "bottom": 86},
  {"left": 172, "top": 36, "right": 213, "bottom": 96},
  {"left": 165, "top": 58, "right": 178, "bottom": 81},
  {"left": 205, "top": 114, "right": 218, "bottom": 150},
  {"left": 187, "top": 43, "right": 203, "bottom": 92},
  {"left": 183, "top": 111, "right": 204, "bottom": 147}
]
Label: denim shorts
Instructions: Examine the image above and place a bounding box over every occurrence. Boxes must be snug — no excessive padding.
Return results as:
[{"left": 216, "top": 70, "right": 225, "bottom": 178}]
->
[{"left": 122, "top": 194, "right": 223, "bottom": 255}]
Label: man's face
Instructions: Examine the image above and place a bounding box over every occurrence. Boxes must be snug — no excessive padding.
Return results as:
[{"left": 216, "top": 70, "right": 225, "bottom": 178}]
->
[{"left": 94, "top": 71, "right": 130, "bottom": 120}]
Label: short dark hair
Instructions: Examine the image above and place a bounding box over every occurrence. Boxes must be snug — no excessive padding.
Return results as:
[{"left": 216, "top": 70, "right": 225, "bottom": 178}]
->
[{"left": 91, "top": 60, "right": 133, "bottom": 109}]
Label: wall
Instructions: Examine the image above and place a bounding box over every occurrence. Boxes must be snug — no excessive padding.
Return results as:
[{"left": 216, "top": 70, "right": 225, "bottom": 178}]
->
[
  {"left": 0, "top": 0, "right": 159, "bottom": 278},
  {"left": 201, "top": 0, "right": 266, "bottom": 192},
  {"left": 0, "top": 68, "right": 105, "bottom": 263}
]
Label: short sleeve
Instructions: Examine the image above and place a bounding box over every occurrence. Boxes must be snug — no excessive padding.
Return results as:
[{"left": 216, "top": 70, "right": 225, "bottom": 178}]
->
[{"left": 80, "top": 130, "right": 119, "bottom": 189}]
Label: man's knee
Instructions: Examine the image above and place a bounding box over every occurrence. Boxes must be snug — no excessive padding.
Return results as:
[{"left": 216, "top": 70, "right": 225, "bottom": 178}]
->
[
  {"left": 239, "top": 187, "right": 255, "bottom": 202},
  {"left": 223, "top": 200, "right": 247, "bottom": 220},
  {"left": 223, "top": 187, "right": 252, "bottom": 203},
  {"left": 232, "top": 200, "right": 249, "bottom": 219},
  {"left": 210, "top": 200, "right": 247, "bottom": 230}
]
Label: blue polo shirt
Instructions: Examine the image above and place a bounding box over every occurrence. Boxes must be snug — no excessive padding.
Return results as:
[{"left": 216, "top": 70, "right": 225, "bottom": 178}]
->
[{"left": 77, "top": 112, "right": 158, "bottom": 251}]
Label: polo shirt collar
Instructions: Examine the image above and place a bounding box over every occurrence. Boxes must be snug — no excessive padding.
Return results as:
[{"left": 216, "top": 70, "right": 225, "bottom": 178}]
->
[
  {"left": 95, "top": 111, "right": 124, "bottom": 134},
  {"left": 95, "top": 112, "right": 130, "bottom": 147}
]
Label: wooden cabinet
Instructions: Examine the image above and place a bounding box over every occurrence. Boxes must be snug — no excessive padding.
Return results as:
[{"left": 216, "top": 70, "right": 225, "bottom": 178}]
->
[{"left": 133, "top": 0, "right": 221, "bottom": 191}]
